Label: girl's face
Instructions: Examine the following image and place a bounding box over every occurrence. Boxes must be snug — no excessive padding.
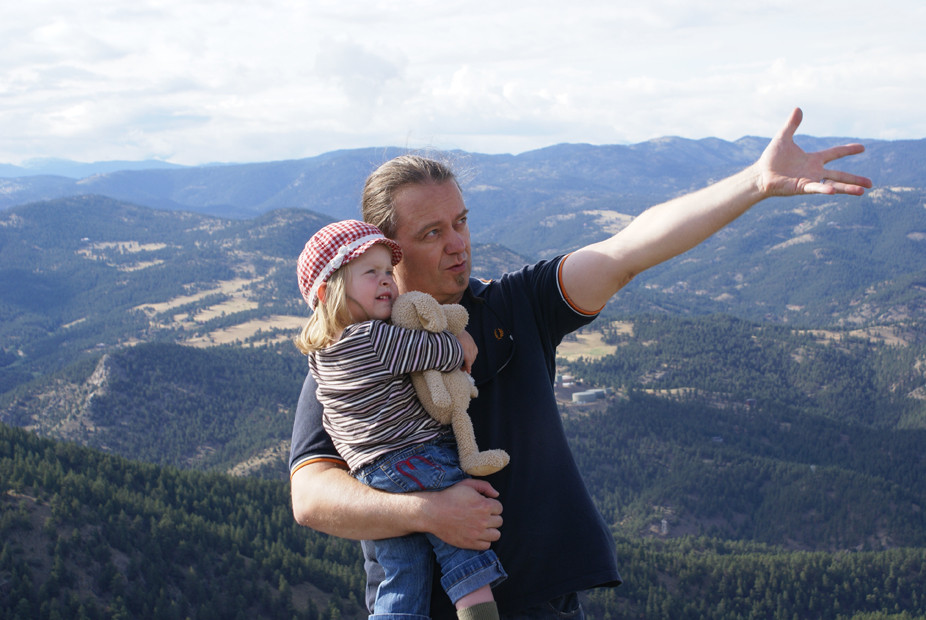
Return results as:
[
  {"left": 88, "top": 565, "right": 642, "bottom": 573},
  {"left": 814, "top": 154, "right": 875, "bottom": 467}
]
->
[{"left": 344, "top": 244, "right": 398, "bottom": 323}]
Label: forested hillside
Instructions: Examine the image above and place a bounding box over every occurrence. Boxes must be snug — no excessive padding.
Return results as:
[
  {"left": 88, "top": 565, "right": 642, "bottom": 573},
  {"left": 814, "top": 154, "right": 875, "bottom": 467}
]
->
[
  {"left": 567, "top": 313, "right": 926, "bottom": 428},
  {"left": 1, "top": 343, "right": 307, "bottom": 477},
  {"left": 557, "top": 314, "right": 926, "bottom": 546},
  {"left": 3, "top": 186, "right": 926, "bottom": 404},
  {"left": 590, "top": 537, "right": 926, "bottom": 618},
  {"left": 1, "top": 423, "right": 366, "bottom": 619},
  {"left": 0, "top": 196, "right": 530, "bottom": 397},
  {"left": 5, "top": 402, "right": 926, "bottom": 619},
  {"left": 564, "top": 392, "right": 926, "bottom": 550},
  {"left": 3, "top": 311, "right": 926, "bottom": 618}
]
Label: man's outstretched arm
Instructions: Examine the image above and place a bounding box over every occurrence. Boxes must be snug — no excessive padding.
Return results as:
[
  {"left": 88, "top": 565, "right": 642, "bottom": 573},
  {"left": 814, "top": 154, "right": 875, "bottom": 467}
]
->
[{"left": 560, "top": 107, "right": 873, "bottom": 313}]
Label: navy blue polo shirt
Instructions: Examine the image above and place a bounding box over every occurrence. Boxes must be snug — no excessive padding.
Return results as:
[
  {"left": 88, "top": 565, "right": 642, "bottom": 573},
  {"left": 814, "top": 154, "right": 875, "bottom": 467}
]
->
[{"left": 289, "top": 256, "right": 622, "bottom": 616}]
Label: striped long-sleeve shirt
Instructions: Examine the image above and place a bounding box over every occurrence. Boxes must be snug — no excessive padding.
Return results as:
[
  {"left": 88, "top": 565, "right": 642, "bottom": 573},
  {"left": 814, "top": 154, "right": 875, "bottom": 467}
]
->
[{"left": 308, "top": 320, "right": 463, "bottom": 472}]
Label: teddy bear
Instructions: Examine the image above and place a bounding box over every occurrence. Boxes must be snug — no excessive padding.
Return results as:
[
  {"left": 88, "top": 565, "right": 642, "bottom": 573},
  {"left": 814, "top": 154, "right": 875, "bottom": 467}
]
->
[{"left": 391, "top": 291, "right": 510, "bottom": 477}]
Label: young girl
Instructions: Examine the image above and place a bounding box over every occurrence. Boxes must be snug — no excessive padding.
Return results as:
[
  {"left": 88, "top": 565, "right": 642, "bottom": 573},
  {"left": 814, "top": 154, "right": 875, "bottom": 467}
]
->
[{"left": 295, "top": 220, "right": 506, "bottom": 620}]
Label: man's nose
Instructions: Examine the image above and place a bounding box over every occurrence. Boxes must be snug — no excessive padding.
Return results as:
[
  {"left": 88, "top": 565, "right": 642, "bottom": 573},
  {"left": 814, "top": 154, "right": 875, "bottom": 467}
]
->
[{"left": 445, "top": 230, "right": 466, "bottom": 254}]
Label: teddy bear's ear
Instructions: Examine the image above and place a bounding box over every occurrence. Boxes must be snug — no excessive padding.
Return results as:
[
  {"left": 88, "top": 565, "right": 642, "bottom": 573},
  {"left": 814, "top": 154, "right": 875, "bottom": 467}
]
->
[
  {"left": 410, "top": 292, "right": 448, "bottom": 333},
  {"left": 442, "top": 304, "right": 469, "bottom": 334}
]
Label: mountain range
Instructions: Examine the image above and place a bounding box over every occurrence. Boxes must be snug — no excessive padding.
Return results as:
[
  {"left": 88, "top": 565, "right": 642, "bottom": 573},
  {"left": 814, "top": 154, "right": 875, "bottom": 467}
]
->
[
  {"left": 3, "top": 135, "right": 926, "bottom": 617},
  {"left": 3, "top": 136, "right": 926, "bottom": 328},
  {"left": 4, "top": 136, "right": 925, "bottom": 250},
  {"left": 1, "top": 132, "right": 924, "bottom": 480}
]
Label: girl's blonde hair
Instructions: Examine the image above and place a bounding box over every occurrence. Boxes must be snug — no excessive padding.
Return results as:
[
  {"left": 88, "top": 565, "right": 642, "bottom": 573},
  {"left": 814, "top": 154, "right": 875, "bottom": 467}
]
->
[{"left": 294, "top": 266, "right": 353, "bottom": 354}]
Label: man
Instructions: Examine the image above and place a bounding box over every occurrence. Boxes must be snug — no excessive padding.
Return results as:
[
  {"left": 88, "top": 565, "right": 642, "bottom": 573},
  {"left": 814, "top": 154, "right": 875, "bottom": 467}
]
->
[{"left": 290, "top": 108, "right": 872, "bottom": 617}]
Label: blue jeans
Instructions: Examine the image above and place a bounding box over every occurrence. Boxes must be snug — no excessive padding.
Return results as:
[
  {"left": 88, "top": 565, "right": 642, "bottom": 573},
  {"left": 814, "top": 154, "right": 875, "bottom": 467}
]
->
[{"left": 354, "top": 436, "right": 508, "bottom": 620}]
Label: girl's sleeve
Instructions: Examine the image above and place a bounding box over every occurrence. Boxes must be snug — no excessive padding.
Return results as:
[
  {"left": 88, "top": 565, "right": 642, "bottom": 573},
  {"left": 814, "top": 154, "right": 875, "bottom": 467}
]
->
[{"left": 369, "top": 321, "right": 464, "bottom": 376}]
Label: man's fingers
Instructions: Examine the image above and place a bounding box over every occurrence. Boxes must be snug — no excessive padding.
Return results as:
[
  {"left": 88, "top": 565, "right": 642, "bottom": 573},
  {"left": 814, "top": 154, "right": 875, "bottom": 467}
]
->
[
  {"left": 779, "top": 107, "right": 803, "bottom": 141},
  {"left": 821, "top": 142, "right": 866, "bottom": 164},
  {"left": 806, "top": 175, "right": 871, "bottom": 196},
  {"left": 461, "top": 477, "right": 501, "bottom": 500},
  {"left": 817, "top": 168, "right": 873, "bottom": 194}
]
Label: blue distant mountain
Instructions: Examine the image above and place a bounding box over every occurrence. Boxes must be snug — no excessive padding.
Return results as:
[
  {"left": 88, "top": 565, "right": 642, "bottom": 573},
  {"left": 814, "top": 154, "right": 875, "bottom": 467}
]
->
[
  {"left": 0, "top": 157, "right": 186, "bottom": 179},
  {"left": 1, "top": 137, "right": 922, "bottom": 259}
]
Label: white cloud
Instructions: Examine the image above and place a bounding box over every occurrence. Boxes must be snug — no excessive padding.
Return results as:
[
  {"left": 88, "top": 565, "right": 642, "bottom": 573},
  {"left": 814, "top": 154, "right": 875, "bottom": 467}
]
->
[{"left": 0, "top": 0, "right": 924, "bottom": 165}]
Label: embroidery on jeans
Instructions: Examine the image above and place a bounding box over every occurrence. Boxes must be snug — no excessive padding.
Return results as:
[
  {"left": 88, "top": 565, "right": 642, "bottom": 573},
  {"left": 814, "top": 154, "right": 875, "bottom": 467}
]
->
[{"left": 394, "top": 455, "right": 438, "bottom": 490}]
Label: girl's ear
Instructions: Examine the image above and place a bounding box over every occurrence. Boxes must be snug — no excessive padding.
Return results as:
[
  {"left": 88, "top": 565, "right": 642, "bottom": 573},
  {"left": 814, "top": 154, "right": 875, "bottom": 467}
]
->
[{"left": 317, "top": 282, "right": 327, "bottom": 305}]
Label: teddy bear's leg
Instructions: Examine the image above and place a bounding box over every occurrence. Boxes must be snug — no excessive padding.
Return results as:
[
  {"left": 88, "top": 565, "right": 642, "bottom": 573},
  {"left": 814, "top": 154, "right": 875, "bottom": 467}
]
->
[
  {"left": 423, "top": 370, "right": 452, "bottom": 409},
  {"left": 451, "top": 412, "right": 510, "bottom": 477}
]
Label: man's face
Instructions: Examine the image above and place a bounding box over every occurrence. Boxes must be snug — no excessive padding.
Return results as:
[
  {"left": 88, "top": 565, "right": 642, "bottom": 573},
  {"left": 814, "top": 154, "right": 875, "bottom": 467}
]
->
[{"left": 390, "top": 181, "right": 472, "bottom": 304}]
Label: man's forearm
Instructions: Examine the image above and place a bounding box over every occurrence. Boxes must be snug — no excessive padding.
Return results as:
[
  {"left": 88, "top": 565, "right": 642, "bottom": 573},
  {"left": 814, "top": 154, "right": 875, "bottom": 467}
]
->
[
  {"left": 562, "top": 165, "right": 764, "bottom": 312},
  {"left": 615, "top": 164, "right": 764, "bottom": 277},
  {"left": 291, "top": 461, "right": 425, "bottom": 540}
]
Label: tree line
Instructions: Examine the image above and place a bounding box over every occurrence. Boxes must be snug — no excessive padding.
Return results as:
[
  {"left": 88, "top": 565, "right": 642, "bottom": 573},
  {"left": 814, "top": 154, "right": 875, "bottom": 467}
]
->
[
  {"left": 5, "top": 419, "right": 926, "bottom": 618},
  {"left": 1, "top": 422, "right": 366, "bottom": 619}
]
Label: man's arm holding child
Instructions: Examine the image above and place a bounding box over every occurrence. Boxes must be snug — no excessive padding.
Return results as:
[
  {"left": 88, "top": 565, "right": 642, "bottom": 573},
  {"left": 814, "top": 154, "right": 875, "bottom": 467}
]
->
[{"left": 292, "top": 461, "right": 503, "bottom": 549}]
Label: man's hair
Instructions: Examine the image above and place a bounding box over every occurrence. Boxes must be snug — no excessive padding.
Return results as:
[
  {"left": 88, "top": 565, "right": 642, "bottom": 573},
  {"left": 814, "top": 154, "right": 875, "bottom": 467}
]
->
[{"left": 361, "top": 154, "right": 460, "bottom": 238}]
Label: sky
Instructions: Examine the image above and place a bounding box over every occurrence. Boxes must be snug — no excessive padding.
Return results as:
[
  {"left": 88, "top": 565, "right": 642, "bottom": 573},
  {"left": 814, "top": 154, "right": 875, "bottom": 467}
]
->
[{"left": 2, "top": 0, "right": 924, "bottom": 166}]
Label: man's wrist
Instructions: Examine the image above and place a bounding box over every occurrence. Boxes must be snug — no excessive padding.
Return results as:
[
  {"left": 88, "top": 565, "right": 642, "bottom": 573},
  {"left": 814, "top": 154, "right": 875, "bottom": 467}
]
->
[{"left": 404, "top": 489, "right": 440, "bottom": 536}]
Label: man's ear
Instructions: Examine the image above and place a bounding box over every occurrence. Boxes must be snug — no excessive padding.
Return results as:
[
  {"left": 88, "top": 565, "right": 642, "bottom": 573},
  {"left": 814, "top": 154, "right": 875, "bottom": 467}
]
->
[{"left": 317, "top": 282, "right": 327, "bottom": 305}]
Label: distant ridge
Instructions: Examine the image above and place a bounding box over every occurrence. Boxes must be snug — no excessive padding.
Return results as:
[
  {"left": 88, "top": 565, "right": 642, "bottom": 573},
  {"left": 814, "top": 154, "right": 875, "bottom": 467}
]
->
[
  {"left": 2, "top": 136, "right": 920, "bottom": 221},
  {"left": 0, "top": 157, "right": 186, "bottom": 179}
]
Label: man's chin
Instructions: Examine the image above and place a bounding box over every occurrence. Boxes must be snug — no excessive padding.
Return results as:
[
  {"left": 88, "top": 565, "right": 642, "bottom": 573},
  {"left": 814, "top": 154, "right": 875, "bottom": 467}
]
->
[{"left": 435, "top": 273, "right": 470, "bottom": 304}]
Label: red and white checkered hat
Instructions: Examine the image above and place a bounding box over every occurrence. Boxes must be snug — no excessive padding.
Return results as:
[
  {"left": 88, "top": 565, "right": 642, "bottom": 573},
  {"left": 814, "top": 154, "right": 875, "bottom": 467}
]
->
[{"left": 297, "top": 220, "right": 402, "bottom": 309}]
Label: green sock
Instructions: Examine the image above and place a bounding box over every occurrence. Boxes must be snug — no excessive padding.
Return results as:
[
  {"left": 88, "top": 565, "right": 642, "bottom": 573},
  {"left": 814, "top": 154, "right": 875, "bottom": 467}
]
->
[{"left": 457, "top": 601, "right": 499, "bottom": 620}]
